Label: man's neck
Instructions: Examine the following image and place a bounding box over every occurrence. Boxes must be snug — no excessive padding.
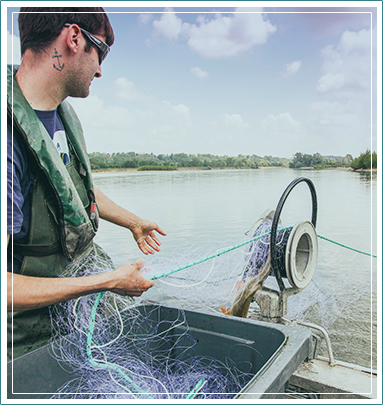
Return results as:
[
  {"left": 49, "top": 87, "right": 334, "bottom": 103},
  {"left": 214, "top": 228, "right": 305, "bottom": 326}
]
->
[{"left": 15, "top": 52, "right": 67, "bottom": 111}]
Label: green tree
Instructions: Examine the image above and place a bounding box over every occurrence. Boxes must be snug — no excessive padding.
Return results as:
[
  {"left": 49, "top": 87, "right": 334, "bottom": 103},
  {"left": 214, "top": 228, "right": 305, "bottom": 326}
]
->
[
  {"left": 189, "top": 157, "right": 200, "bottom": 167},
  {"left": 351, "top": 150, "right": 377, "bottom": 170},
  {"left": 123, "top": 158, "right": 139, "bottom": 168}
]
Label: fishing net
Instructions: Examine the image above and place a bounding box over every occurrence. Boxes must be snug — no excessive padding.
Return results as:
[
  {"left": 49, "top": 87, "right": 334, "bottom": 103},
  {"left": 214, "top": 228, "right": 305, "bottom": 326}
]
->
[
  {"left": 49, "top": 245, "right": 254, "bottom": 399},
  {"left": 143, "top": 214, "right": 291, "bottom": 316},
  {"left": 47, "top": 213, "right": 376, "bottom": 397}
]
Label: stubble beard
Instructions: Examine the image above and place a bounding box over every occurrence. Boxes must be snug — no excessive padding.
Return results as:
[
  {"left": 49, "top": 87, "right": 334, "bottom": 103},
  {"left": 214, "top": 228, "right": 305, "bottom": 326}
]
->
[{"left": 64, "top": 54, "right": 93, "bottom": 99}]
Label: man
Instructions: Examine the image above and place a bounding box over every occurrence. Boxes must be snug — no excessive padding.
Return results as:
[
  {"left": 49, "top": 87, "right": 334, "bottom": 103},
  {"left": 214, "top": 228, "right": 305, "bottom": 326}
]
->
[{"left": 7, "top": 7, "right": 166, "bottom": 359}]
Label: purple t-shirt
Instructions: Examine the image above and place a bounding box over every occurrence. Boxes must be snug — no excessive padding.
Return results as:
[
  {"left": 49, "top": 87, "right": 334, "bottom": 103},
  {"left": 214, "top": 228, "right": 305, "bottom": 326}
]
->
[{"left": 7, "top": 109, "right": 69, "bottom": 273}]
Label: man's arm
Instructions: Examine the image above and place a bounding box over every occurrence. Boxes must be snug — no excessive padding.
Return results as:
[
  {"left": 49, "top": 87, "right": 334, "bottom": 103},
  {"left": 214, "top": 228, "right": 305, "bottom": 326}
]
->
[
  {"left": 93, "top": 186, "right": 166, "bottom": 255},
  {"left": 6, "top": 183, "right": 165, "bottom": 311},
  {"left": 7, "top": 235, "right": 153, "bottom": 312}
]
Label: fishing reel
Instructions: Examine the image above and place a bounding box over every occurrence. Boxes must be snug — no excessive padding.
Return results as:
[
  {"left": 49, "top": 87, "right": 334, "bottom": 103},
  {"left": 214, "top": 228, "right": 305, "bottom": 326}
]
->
[
  {"left": 255, "top": 177, "right": 318, "bottom": 319},
  {"left": 223, "top": 177, "right": 318, "bottom": 319}
]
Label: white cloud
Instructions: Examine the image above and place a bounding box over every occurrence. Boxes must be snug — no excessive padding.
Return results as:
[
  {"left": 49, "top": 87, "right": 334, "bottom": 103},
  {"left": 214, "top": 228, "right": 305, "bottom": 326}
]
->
[
  {"left": 308, "top": 28, "right": 373, "bottom": 155},
  {"left": 152, "top": 8, "right": 183, "bottom": 40},
  {"left": 113, "top": 77, "right": 150, "bottom": 102},
  {"left": 254, "top": 112, "right": 308, "bottom": 157},
  {"left": 221, "top": 113, "right": 251, "bottom": 129},
  {"left": 69, "top": 83, "right": 193, "bottom": 153},
  {"left": 7, "top": 30, "right": 21, "bottom": 65},
  {"left": 70, "top": 95, "right": 135, "bottom": 131},
  {"left": 283, "top": 60, "right": 302, "bottom": 77},
  {"left": 317, "top": 28, "right": 371, "bottom": 95},
  {"left": 162, "top": 101, "right": 192, "bottom": 128},
  {"left": 171, "top": 103, "right": 191, "bottom": 120},
  {"left": 317, "top": 73, "right": 345, "bottom": 93},
  {"left": 151, "top": 9, "right": 276, "bottom": 58},
  {"left": 190, "top": 66, "right": 208, "bottom": 79},
  {"left": 306, "top": 100, "right": 371, "bottom": 155},
  {"left": 261, "top": 112, "right": 301, "bottom": 134},
  {"left": 137, "top": 13, "right": 154, "bottom": 24},
  {"left": 310, "top": 100, "right": 363, "bottom": 127},
  {"left": 186, "top": 11, "right": 276, "bottom": 58}
]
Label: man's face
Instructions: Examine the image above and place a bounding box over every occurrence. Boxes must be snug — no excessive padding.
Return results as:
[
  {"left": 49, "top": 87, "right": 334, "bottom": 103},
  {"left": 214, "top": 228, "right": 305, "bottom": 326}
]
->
[{"left": 64, "top": 34, "right": 104, "bottom": 98}]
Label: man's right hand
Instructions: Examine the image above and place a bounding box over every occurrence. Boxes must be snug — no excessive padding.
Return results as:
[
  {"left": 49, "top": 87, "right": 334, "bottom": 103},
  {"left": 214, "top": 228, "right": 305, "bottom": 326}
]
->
[
  {"left": 108, "top": 259, "right": 154, "bottom": 297},
  {"left": 7, "top": 257, "right": 154, "bottom": 312}
]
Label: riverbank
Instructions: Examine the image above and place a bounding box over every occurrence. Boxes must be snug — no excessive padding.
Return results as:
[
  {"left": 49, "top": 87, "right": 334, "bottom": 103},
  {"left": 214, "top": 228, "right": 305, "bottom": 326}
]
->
[
  {"left": 91, "top": 166, "right": 373, "bottom": 174},
  {"left": 354, "top": 168, "right": 377, "bottom": 172},
  {"left": 92, "top": 166, "right": 273, "bottom": 174}
]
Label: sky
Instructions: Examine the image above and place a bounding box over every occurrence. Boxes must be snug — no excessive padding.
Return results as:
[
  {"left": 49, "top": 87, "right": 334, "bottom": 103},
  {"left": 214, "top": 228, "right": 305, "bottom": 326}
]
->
[{"left": 4, "top": 1, "right": 381, "bottom": 159}]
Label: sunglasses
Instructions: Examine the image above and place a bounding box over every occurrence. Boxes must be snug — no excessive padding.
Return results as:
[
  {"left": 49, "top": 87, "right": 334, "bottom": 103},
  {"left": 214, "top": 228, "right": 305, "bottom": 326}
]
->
[{"left": 64, "top": 23, "right": 110, "bottom": 65}]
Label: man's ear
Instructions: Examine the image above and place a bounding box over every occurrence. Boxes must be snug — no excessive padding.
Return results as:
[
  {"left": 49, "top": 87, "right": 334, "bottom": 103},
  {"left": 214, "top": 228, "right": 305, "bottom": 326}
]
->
[{"left": 65, "top": 24, "right": 82, "bottom": 56}]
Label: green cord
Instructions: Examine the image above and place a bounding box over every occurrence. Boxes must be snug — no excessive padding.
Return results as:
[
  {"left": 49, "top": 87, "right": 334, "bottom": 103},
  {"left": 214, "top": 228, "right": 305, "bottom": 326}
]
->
[
  {"left": 149, "top": 228, "right": 377, "bottom": 281},
  {"left": 317, "top": 235, "right": 377, "bottom": 258},
  {"left": 87, "top": 294, "right": 207, "bottom": 398},
  {"left": 148, "top": 227, "right": 292, "bottom": 281},
  {"left": 149, "top": 226, "right": 376, "bottom": 280},
  {"left": 186, "top": 378, "right": 206, "bottom": 399},
  {"left": 87, "top": 291, "right": 152, "bottom": 398}
]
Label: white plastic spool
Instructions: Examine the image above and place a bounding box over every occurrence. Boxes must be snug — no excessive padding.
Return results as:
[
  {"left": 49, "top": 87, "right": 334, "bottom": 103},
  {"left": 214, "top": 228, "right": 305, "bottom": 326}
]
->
[{"left": 284, "top": 221, "right": 318, "bottom": 289}]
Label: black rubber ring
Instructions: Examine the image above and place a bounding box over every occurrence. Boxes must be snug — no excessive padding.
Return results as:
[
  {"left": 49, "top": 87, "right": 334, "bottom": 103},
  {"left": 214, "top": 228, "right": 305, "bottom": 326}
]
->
[{"left": 270, "top": 177, "right": 318, "bottom": 292}]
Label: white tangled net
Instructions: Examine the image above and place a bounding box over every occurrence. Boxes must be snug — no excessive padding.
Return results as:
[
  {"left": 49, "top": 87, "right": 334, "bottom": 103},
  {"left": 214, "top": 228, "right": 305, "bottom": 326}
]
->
[{"left": 48, "top": 215, "right": 375, "bottom": 398}]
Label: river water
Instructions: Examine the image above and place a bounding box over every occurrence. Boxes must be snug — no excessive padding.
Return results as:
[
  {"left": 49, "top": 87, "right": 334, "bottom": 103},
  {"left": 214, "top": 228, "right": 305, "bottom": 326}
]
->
[{"left": 93, "top": 168, "right": 378, "bottom": 369}]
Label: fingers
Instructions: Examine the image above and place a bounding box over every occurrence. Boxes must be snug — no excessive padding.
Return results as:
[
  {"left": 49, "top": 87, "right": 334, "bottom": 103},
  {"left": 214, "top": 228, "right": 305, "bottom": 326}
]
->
[
  {"left": 126, "top": 280, "right": 154, "bottom": 296},
  {"left": 149, "top": 230, "right": 166, "bottom": 248},
  {"left": 155, "top": 225, "right": 167, "bottom": 237},
  {"left": 131, "top": 260, "right": 153, "bottom": 288},
  {"left": 137, "top": 240, "right": 154, "bottom": 255},
  {"left": 134, "top": 258, "right": 145, "bottom": 268},
  {"left": 112, "top": 260, "right": 154, "bottom": 297},
  {"left": 148, "top": 222, "right": 167, "bottom": 237},
  {"left": 137, "top": 233, "right": 161, "bottom": 255},
  {"left": 135, "top": 222, "right": 166, "bottom": 255}
]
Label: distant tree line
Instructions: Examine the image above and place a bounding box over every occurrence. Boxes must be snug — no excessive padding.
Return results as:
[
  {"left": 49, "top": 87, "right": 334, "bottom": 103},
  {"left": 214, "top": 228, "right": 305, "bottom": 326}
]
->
[
  {"left": 88, "top": 151, "right": 374, "bottom": 171},
  {"left": 350, "top": 150, "right": 377, "bottom": 170},
  {"left": 89, "top": 152, "right": 291, "bottom": 170},
  {"left": 289, "top": 152, "right": 353, "bottom": 169}
]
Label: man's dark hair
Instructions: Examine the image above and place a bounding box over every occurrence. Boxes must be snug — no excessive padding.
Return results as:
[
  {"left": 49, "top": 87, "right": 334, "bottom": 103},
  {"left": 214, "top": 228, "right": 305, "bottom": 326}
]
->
[{"left": 18, "top": 7, "right": 114, "bottom": 56}]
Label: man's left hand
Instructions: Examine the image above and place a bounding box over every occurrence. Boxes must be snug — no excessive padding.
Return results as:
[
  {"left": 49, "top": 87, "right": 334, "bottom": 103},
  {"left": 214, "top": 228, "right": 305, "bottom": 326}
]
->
[{"left": 133, "top": 220, "right": 167, "bottom": 255}]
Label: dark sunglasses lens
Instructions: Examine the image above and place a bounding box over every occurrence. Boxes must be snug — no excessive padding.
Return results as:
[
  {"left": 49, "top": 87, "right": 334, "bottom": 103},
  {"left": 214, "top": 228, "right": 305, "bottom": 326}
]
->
[
  {"left": 82, "top": 29, "right": 109, "bottom": 64},
  {"left": 99, "top": 48, "right": 109, "bottom": 64}
]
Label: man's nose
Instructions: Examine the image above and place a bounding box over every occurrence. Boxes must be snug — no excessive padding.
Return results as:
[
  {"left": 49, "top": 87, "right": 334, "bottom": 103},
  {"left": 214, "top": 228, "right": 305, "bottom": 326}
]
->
[{"left": 95, "top": 66, "right": 102, "bottom": 78}]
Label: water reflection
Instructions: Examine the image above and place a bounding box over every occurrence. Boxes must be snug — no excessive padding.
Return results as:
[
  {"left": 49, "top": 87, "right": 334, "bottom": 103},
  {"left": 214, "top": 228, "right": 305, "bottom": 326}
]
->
[{"left": 355, "top": 170, "right": 377, "bottom": 183}]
